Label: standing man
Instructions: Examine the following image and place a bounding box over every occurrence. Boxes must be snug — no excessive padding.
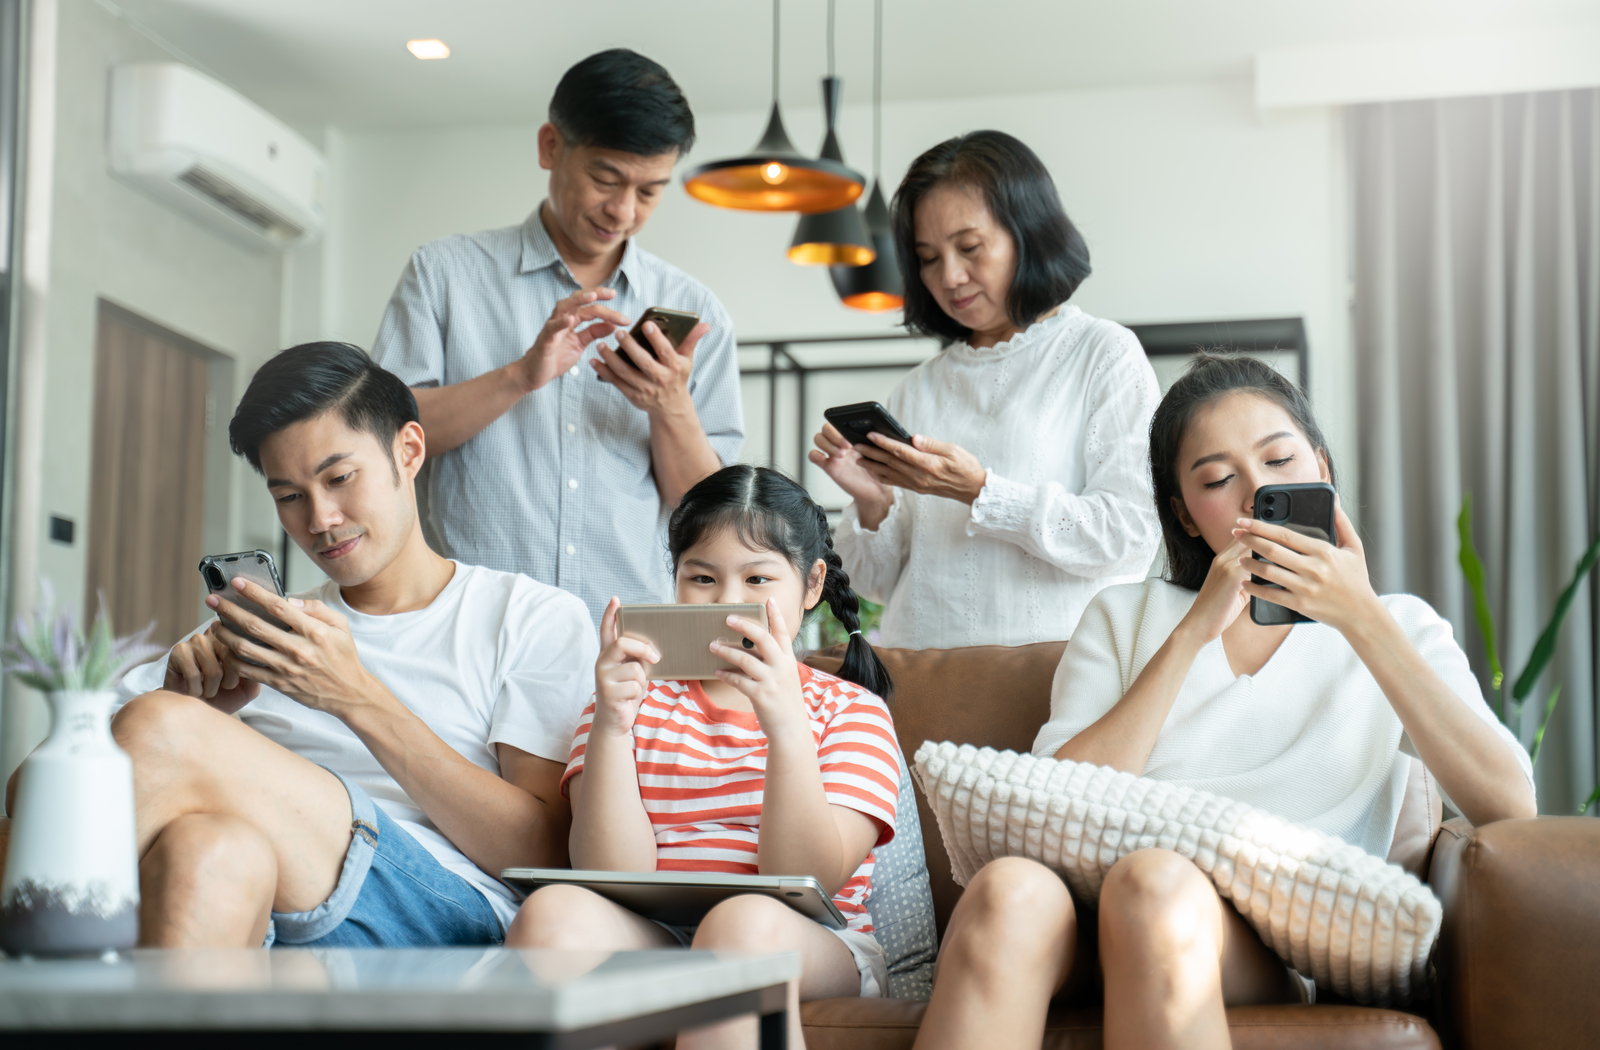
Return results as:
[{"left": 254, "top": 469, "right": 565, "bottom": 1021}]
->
[{"left": 373, "top": 49, "right": 744, "bottom": 625}]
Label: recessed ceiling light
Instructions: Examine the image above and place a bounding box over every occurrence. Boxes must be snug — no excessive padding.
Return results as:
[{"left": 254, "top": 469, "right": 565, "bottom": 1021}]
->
[{"left": 406, "top": 39, "right": 450, "bottom": 60}]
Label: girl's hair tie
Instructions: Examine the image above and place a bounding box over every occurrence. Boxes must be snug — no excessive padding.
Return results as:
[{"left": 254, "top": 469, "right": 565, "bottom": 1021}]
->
[{"left": 848, "top": 629, "right": 864, "bottom": 638}]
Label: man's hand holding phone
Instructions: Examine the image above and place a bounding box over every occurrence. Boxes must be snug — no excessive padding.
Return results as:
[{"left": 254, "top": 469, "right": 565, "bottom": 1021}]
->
[
  {"left": 519, "top": 287, "right": 630, "bottom": 393},
  {"left": 208, "top": 577, "right": 390, "bottom": 719},
  {"left": 592, "top": 316, "right": 710, "bottom": 419},
  {"left": 164, "top": 629, "right": 261, "bottom": 715}
]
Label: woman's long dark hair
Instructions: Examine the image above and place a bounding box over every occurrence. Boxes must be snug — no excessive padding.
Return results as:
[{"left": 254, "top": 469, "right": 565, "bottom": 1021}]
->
[
  {"left": 891, "top": 130, "right": 1091, "bottom": 344},
  {"left": 1151, "top": 353, "right": 1336, "bottom": 590},
  {"left": 667, "top": 465, "right": 893, "bottom": 701}
]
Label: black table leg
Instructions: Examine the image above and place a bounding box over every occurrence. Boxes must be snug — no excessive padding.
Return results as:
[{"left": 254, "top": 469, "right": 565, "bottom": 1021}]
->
[{"left": 758, "top": 1006, "right": 786, "bottom": 1050}]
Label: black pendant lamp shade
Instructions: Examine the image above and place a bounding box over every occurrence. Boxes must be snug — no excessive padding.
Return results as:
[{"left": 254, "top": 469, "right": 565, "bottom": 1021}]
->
[
  {"left": 830, "top": 180, "right": 902, "bottom": 311},
  {"left": 682, "top": 0, "right": 865, "bottom": 213},
  {"left": 788, "top": 77, "right": 875, "bottom": 265},
  {"left": 830, "top": 0, "right": 902, "bottom": 311}
]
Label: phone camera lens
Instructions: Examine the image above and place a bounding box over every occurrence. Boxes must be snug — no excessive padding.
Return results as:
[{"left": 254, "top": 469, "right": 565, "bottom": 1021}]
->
[
  {"left": 204, "top": 565, "right": 225, "bottom": 590},
  {"left": 742, "top": 638, "right": 755, "bottom": 649}
]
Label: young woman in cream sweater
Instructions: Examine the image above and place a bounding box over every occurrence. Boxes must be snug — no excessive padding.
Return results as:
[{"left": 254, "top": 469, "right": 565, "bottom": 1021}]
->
[{"left": 911, "top": 354, "right": 1535, "bottom": 1050}]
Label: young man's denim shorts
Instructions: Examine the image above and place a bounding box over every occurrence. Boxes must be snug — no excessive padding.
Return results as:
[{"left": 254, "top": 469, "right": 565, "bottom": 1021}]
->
[{"left": 264, "top": 770, "right": 502, "bottom": 948}]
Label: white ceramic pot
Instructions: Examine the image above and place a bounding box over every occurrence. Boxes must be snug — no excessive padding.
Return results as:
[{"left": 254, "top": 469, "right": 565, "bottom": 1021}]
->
[{"left": 1, "top": 689, "right": 139, "bottom": 955}]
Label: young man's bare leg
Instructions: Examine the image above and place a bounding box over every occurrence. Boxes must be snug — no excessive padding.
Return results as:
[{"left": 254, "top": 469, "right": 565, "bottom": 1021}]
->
[
  {"left": 912, "top": 857, "right": 1078, "bottom": 1050},
  {"left": 1098, "top": 848, "right": 1301, "bottom": 1050},
  {"left": 113, "top": 690, "right": 356, "bottom": 934},
  {"left": 138, "top": 813, "right": 277, "bottom": 947}
]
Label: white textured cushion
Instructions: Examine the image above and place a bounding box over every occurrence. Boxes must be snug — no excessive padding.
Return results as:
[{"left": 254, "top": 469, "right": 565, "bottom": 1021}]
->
[{"left": 913, "top": 741, "right": 1442, "bottom": 1005}]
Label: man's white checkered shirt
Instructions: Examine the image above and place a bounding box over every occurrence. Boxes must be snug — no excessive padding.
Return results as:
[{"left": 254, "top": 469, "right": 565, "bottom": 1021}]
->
[{"left": 372, "top": 207, "right": 745, "bottom": 626}]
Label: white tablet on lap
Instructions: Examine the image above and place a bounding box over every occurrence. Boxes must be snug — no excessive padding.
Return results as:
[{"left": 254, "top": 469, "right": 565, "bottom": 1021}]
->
[{"left": 500, "top": 868, "right": 847, "bottom": 930}]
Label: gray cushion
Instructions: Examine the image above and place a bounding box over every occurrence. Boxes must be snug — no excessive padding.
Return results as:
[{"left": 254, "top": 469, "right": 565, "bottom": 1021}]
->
[{"left": 863, "top": 747, "right": 937, "bottom": 1000}]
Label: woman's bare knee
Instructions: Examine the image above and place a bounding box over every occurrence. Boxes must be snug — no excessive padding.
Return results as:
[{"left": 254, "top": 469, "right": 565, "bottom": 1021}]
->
[
  {"left": 1100, "top": 849, "right": 1220, "bottom": 955},
  {"left": 937, "top": 857, "right": 1076, "bottom": 989},
  {"left": 966, "top": 858, "right": 1074, "bottom": 928}
]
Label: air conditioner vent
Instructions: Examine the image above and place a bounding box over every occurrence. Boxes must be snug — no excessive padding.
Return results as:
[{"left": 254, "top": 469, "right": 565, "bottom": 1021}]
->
[
  {"left": 178, "top": 165, "right": 303, "bottom": 240},
  {"left": 109, "top": 63, "right": 325, "bottom": 249}
]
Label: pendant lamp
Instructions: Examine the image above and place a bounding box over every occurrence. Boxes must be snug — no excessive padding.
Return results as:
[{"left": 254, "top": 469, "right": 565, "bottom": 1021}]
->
[
  {"left": 682, "top": 0, "right": 865, "bottom": 213},
  {"left": 831, "top": 0, "right": 903, "bottom": 311},
  {"left": 787, "top": 0, "right": 875, "bottom": 265}
]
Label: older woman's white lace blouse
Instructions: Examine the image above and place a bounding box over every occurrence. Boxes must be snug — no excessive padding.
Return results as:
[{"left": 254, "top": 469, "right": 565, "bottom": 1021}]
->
[{"left": 835, "top": 306, "right": 1160, "bottom": 650}]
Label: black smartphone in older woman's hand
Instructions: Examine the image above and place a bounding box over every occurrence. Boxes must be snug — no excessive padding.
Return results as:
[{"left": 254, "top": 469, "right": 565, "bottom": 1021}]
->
[
  {"left": 824, "top": 402, "right": 914, "bottom": 448},
  {"left": 1249, "top": 483, "right": 1337, "bottom": 626}
]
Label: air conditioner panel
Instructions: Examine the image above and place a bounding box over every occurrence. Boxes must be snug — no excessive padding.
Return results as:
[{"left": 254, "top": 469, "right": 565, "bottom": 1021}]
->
[{"left": 109, "top": 63, "right": 325, "bottom": 248}]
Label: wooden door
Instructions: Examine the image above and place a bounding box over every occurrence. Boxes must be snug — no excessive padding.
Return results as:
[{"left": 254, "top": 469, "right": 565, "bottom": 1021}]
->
[{"left": 85, "top": 305, "right": 212, "bottom": 646}]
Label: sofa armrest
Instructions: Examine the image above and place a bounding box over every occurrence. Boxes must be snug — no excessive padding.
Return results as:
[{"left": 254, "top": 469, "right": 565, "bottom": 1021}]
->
[{"left": 1428, "top": 816, "right": 1600, "bottom": 1050}]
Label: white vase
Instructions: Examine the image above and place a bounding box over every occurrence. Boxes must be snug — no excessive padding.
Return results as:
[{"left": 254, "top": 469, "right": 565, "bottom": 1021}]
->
[{"left": 1, "top": 689, "right": 139, "bottom": 955}]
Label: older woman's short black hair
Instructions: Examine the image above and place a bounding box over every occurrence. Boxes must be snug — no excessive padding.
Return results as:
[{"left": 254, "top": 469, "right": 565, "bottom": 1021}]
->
[{"left": 891, "top": 130, "right": 1091, "bottom": 343}]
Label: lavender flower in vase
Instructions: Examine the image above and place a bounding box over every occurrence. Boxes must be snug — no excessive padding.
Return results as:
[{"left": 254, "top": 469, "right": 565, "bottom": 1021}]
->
[{"left": 1, "top": 582, "right": 161, "bottom": 956}]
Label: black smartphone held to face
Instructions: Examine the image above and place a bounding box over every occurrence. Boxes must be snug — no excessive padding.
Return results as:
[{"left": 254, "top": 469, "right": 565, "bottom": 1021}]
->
[
  {"left": 614, "top": 306, "right": 700, "bottom": 369},
  {"left": 199, "top": 549, "right": 291, "bottom": 635},
  {"left": 1249, "top": 483, "right": 1337, "bottom": 626},
  {"left": 823, "top": 401, "right": 915, "bottom": 448}
]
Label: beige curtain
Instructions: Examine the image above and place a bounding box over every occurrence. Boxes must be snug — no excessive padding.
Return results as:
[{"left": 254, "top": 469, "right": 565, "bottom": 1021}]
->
[{"left": 1353, "top": 89, "right": 1600, "bottom": 815}]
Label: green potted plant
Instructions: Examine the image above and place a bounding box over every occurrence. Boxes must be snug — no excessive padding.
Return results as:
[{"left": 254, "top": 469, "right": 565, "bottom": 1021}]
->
[{"left": 1458, "top": 495, "right": 1600, "bottom": 814}]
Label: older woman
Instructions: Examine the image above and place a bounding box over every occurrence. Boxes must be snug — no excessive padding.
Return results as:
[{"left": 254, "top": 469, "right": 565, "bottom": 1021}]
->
[{"left": 811, "top": 130, "right": 1160, "bottom": 649}]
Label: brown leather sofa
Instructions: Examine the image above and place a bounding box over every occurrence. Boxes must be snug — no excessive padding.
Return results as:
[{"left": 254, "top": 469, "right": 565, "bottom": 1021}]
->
[{"left": 800, "top": 641, "right": 1600, "bottom": 1050}]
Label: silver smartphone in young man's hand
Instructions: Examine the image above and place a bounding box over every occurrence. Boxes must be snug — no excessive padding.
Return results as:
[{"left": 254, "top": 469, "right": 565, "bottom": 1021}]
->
[
  {"left": 199, "top": 549, "right": 291, "bottom": 640},
  {"left": 617, "top": 603, "right": 769, "bottom": 680}
]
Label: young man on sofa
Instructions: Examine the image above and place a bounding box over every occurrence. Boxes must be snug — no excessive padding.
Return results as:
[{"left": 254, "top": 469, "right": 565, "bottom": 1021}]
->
[{"left": 7, "top": 342, "right": 596, "bottom": 947}]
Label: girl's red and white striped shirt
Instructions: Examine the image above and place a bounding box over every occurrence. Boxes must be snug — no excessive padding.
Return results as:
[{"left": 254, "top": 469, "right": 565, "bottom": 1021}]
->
[{"left": 563, "top": 664, "right": 900, "bottom": 933}]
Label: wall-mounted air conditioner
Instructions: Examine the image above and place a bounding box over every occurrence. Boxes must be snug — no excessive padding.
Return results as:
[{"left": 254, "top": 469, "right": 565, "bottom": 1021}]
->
[{"left": 108, "top": 63, "right": 325, "bottom": 249}]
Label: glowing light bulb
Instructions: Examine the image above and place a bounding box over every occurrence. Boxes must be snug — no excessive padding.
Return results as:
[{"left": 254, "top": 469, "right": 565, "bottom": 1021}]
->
[
  {"left": 762, "top": 162, "right": 787, "bottom": 184},
  {"left": 407, "top": 39, "right": 450, "bottom": 59}
]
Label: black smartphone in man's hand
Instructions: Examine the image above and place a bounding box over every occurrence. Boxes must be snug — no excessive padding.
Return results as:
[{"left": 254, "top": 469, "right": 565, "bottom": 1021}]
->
[
  {"left": 614, "top": 306, "right": 700, "bottom": 369},
  {"left": 824, "top": 401, "right": 915, "bottom": 448}
]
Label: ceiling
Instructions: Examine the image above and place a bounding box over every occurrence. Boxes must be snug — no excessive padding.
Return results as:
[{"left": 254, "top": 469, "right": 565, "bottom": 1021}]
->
[{"left": 110, "top": 0, "right": 1598, "bottom": 137}]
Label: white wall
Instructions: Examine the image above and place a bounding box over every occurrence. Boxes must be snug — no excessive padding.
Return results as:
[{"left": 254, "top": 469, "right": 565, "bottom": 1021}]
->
[
  {"left": 3, "top": 0, "right": 288, "bottom": 777},
  {"left": 314, "top": 75, "right": 1353, "bottom": 506}
]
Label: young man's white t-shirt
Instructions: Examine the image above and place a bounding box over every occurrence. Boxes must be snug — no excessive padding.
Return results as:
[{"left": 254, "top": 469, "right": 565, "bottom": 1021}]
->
[{"left": 117, "top": 561, "right": 599, "bottom": 931}]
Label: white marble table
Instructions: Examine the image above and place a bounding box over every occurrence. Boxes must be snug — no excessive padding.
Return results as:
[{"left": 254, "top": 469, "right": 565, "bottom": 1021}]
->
[{"left": 0, "top": 947, "right": 799, "bottom": 1048}]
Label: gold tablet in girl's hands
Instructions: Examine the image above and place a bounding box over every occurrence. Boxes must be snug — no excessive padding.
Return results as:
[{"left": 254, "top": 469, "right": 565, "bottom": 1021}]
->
[{"left": 617, "top": 603, "right": 769, "bottom": 680}]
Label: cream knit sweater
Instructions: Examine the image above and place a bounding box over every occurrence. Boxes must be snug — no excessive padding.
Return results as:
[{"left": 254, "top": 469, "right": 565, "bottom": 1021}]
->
[
  {"left": 834, "top": 306, "right": 1161, "bottom": 650},
  {"left": 1032, "top": 579, "right": 1533, "bottom": 857}
]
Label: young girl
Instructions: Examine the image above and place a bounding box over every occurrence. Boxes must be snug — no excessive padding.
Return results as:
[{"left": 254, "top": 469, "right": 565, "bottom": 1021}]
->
[
  {"left": 910, "top": 354, "right": 1535, "bottom": 1050},
  {"left": 506, "top": 465, "right": 899, "bottom": 1050}
]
